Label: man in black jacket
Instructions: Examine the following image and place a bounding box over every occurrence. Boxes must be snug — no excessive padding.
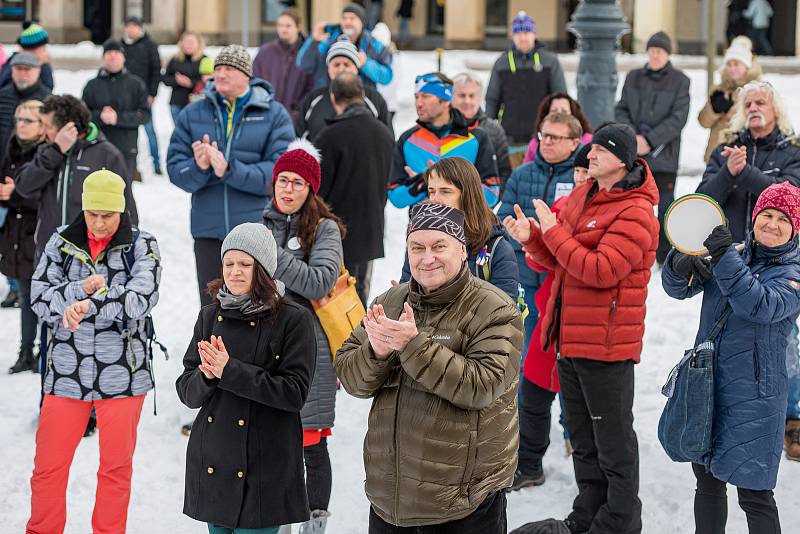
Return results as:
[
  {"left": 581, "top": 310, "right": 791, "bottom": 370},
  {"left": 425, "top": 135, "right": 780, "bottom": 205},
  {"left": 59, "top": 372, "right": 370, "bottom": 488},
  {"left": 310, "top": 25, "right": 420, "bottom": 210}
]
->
[
  {"left": 295, "top": 38, "right": 392, "bottom": 142},
  {"left": 121, "top": 16, "right": 162, "bottom": 174},
  {"left": 315, "top": 72, "right": 394, "bottom": 304},
  {"left": 452, "top": 72, "right": 511, "bottom": 187},
  {"left": 615, "top": 31, "right": 690, "bottom": 265},
  {"left": 0, "top": 52, "right": 50, "bottom": 166},
  {"left": 697, "top": 80, "right": 800, "bottom": 242},
  {"left": 14, "top": 95, "right": 137, "bottom": 253},
  {"left": 82, "top": 39, "right": 150, "bottom": 180}
]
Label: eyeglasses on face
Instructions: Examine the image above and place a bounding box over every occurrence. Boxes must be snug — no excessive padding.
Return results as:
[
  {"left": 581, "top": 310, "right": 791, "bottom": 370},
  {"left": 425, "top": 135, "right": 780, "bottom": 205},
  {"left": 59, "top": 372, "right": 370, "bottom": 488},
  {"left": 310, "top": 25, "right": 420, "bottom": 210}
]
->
[
  {"left": 538, "top": 131, "right": 575, "bottom": 143},
  {"left": 275, "top": 176, "right": 309, "bottom": 191}
]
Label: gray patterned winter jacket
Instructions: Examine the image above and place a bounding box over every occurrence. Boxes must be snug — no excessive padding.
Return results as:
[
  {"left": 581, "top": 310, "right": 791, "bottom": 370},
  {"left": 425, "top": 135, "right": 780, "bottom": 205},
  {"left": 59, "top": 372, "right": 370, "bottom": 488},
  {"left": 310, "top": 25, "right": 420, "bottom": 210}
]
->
[
  {"left": 263, "top": 203, "right": 342, "bottom": 430},
  {"left": 31, "top": 215, "right": 161, "bottom": 400}
]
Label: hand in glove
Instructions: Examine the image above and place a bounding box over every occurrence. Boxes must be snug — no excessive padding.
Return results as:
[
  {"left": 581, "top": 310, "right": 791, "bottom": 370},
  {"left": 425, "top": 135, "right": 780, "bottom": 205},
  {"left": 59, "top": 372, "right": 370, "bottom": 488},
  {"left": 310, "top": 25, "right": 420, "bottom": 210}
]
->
[
  {"left": 703, "top": 225, "right": 733, "bottom": 264},
  {"left": 710, "top": 90, "right": 734, "bottom": 114},
  {"left": 670, "top": 252, "right": 712, "bottom": 282}
]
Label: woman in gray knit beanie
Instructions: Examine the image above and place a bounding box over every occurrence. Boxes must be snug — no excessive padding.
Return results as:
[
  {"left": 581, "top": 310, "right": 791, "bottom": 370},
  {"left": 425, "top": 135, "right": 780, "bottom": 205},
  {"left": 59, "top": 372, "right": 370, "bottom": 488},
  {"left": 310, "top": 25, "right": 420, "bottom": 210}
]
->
[{"left": 176, "top": 222, "right": 317, "bottom": 532}]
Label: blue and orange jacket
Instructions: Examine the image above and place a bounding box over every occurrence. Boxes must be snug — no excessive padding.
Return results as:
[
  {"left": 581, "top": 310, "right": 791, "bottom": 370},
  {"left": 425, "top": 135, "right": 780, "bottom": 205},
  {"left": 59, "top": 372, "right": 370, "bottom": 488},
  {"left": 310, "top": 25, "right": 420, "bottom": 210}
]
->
[{"left": 388, "top": 108, "right": 500, "bottom": 208}]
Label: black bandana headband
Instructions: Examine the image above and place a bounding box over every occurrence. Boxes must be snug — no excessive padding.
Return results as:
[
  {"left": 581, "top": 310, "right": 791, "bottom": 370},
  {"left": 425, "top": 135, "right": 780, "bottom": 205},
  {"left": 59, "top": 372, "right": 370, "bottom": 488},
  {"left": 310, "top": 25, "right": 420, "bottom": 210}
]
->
[{"left": 407, "top": 203, "right": 466, "bottom": 245}]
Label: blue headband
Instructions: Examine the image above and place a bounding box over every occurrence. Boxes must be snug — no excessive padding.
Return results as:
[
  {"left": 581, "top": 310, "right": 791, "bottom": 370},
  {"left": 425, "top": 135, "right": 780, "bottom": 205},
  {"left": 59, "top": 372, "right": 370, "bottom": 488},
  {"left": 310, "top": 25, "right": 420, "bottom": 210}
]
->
[{"left": 415, "top": 74, "right": 453, "bottom": 102}]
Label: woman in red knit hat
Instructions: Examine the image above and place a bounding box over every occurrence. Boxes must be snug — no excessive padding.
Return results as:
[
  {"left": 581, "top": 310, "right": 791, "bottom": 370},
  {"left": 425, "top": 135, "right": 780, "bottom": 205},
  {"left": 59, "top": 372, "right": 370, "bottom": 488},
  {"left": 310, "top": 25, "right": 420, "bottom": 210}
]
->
[{"left": 263, "top": 139, "right": 345, "bottom": 534}]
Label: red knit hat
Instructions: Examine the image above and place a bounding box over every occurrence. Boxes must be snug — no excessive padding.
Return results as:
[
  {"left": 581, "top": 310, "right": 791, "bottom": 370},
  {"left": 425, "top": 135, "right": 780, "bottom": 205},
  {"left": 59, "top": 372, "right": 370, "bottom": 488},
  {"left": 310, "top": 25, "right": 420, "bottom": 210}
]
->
[
  {"left": 273, "top": 139, "right": 321, "bottom": 194},
  {"left": 752, "top": 181, "right": 800, "bottom": 235}
]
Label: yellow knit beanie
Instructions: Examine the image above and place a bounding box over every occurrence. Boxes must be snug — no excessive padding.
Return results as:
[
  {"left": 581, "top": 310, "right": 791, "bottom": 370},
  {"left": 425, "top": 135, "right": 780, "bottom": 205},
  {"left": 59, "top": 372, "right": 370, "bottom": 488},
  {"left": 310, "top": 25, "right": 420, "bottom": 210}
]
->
[{"left": 82, "top": 169, "right": 126, "bottom": 213}]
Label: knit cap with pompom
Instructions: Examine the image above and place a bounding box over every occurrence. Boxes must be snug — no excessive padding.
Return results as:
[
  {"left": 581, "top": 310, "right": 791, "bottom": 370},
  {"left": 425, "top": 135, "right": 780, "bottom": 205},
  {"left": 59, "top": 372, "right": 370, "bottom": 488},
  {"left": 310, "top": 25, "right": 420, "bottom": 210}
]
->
[{"left": 272, "top": 138, "right": 322, "bottom": 194}]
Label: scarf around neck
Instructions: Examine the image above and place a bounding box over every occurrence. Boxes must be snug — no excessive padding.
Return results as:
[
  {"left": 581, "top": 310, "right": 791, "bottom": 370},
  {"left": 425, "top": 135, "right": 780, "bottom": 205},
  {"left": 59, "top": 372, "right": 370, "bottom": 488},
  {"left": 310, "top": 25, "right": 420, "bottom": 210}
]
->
[{"left": 217, "top": 280, "right": 285, "bottom": 316}]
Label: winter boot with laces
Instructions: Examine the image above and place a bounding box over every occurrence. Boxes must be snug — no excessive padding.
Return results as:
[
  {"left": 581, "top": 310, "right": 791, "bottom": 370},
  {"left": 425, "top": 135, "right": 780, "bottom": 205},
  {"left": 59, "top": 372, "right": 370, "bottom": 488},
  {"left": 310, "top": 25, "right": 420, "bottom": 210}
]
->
[
  {"left": 298, "top": 510, "right": 330, "bottom": 534},
  {"left": 8, "top": 347, "right": 35, "bottom": 374},
  {"left": 785, "top": 419, "right": 800, "bottom": 461}
]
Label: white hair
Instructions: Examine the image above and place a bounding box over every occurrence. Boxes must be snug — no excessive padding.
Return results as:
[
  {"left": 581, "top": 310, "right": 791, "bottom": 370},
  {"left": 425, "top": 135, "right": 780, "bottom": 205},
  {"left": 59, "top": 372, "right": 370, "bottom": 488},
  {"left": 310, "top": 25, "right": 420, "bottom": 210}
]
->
[
  {"left": 452, "top": 72, "right": 483, "bottom": 94},
  {"left": 724, "top": 80, "right": 795, "bottom": 143}
]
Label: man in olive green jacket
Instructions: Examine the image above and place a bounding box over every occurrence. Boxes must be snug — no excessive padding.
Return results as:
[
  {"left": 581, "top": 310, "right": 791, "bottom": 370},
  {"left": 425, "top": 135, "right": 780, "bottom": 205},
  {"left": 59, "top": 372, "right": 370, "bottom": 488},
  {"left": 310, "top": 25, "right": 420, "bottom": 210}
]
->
[{"left": 335, "top": 202, "right": 523, "bottom": 531}]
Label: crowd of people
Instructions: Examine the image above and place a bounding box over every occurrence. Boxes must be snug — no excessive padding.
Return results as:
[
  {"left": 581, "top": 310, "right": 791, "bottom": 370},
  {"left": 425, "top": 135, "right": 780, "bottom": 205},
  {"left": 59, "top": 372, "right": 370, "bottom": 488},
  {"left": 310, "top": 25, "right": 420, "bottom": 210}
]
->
[{"left": 1, "top": 4, "right": 800, "bottom": 534}]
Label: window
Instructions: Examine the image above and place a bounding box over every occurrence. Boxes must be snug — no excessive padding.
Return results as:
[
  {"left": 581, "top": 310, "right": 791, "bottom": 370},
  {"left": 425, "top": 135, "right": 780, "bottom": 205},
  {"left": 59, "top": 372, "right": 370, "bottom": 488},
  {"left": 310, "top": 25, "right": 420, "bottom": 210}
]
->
[{"left": 0, "top": 0, "right": 28, "bottom": 21}]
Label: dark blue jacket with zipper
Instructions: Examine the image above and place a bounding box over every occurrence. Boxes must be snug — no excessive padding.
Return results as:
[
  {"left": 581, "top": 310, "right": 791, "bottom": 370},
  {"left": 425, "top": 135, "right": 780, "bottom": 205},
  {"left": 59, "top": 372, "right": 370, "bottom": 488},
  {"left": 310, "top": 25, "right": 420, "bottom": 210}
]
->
[
  {"left": 497, "top": 146, "right": 578, "bottom": 287},
  {"left": 662, "top": 238, "right": 800, "bottom": 490},
  {"left": 167, "top": 78, "right": 295, "bottom": 240}
]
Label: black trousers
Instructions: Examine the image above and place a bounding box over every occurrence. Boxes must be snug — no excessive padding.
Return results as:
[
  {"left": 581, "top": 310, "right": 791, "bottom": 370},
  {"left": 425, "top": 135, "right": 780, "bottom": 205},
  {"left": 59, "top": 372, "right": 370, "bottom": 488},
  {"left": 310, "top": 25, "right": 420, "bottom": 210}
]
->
[
  {"left": 304, "top": 437, "right": 332, "bottom": 512},
  {"left": 559, "top": 358, "right": 641, "bottom": 534},
  {"left": 518, "top": 376, "right": 556, "bottom": 476},
  {"left": 16, "top": 278, "right": 37, "bottom": 351},
  {"left": 368, "top": 491, "right": 506, "bottom": 533},
  {"left": 345, "top": 259, "right": 373, "bottom": 306},
  {"left": 653, "top": 171, "right": 677, "bottom": 265},
  {"left": 692, "top": 463, "right": 781, "bottom": 534},
  {"left": 193, "top": 238, "right": 223, "bottom": 307}
]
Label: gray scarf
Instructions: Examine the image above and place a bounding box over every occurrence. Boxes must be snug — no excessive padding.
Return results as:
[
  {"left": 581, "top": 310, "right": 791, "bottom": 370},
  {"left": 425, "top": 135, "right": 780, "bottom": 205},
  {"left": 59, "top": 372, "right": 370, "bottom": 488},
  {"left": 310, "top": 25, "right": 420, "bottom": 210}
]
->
[{"left": 217, "top": 281, "right": 285, "bottom": 316}]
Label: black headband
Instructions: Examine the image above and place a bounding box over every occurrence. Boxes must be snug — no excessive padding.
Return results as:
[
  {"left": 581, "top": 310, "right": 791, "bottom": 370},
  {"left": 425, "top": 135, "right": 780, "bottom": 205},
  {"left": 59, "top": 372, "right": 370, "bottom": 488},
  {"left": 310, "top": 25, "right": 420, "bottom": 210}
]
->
[{"left": 407, "top": 203, "right": 466, "bottom": 245}]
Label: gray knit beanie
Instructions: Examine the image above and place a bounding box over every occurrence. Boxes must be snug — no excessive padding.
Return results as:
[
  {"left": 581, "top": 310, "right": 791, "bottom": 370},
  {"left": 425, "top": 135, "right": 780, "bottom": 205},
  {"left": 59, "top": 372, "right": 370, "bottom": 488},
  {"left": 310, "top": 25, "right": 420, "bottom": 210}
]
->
[
  {"left": 221, "top": 223, "right": 277, "bottom": 277},
  {"left": 214, "top": 44, "right": 253, "bottom": 78},
  {"left": 326, "top": 37, "right": 360, "bottom": 67}
]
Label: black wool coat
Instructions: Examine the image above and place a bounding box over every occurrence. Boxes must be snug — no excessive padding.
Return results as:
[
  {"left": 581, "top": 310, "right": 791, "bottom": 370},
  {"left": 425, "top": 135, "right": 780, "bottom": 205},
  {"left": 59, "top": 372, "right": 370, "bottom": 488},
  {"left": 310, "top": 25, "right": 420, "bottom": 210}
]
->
[
  {"left": 176, "top": 301, "right": 317, "bottom": 529},
  {"left": 315, "top": 103, "right": 394, "bottom": 265},
  {"left": 0, "top": 137, "right": 44, "bottom": 279}
]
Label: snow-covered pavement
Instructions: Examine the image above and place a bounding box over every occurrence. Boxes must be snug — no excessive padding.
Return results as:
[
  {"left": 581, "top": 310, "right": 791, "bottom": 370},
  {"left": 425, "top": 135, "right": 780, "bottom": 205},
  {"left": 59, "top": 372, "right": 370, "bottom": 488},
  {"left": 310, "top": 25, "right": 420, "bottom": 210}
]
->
[{"left": 1, "top": 53, "right": 799, "bottom": 533}]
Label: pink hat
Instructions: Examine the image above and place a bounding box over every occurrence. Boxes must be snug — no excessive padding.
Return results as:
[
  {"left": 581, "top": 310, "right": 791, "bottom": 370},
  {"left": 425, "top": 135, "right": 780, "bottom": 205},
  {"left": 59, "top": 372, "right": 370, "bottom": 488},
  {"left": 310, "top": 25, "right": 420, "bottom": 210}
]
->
[{"left": 752, "top": 181, "right": 800, "bottom": 235}]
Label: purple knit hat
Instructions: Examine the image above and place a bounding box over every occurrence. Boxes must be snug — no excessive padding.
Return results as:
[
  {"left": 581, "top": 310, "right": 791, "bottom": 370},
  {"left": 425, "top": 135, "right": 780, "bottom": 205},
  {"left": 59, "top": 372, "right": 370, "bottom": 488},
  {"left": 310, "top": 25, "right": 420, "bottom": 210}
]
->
[{"left": 512, "top": 11, "right": 536, "bottom": 34}]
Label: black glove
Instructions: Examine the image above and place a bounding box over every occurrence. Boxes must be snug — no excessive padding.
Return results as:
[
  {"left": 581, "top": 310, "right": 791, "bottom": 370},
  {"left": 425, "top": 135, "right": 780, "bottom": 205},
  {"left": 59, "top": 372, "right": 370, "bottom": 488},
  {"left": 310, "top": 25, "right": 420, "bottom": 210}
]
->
[
  {"left": 703, "top": 225, "right": 733, "bottom": 264},
  {"left": 710, "top": 90, "right": 734, "bottom": 114},
  {"left": 670, "top": 252, "right": 713, "bottom": 282}
]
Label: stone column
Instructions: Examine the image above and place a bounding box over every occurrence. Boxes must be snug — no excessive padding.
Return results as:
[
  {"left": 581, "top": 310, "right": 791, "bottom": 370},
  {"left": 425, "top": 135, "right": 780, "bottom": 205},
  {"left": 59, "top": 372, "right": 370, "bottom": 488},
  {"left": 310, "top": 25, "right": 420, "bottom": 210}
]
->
[{"left": 444, "top": 0, "right": 485, "bottom": 48}]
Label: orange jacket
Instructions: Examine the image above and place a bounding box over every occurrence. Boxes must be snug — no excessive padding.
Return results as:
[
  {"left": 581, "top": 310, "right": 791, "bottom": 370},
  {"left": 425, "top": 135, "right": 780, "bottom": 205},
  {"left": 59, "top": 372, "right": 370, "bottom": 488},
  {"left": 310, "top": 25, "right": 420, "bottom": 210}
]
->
[{"left": 523, "top": 159, "right": 659, "bottom": 363}]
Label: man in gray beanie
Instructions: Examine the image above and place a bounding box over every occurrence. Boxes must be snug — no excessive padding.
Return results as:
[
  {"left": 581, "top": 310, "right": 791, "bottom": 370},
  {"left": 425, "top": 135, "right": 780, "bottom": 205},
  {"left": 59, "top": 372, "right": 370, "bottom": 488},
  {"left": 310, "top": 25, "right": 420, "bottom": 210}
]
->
[
  {"left": 336, "top": 202, "right": 523, "bottom": 532},
  {"left": 297, "top": 2, "right": 392, "bottom": 88},
  {"left": 167, "top": 43, "right": 295, "bottom": 311},
  {"left": 295, "top": 37, "right": 392, "bottom": 142}
]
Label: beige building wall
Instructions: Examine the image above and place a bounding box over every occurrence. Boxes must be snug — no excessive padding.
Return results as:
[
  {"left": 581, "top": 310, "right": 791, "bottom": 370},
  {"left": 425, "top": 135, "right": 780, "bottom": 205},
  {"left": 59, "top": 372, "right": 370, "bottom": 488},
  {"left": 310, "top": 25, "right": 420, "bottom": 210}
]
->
[
  {"left": 39, "top": 0, "right": 89, "bottom": 42},
  {"left": 509, "top": 0, "right": 558, "bottom": 42},
  {"left": 633, "top": 0, "right": 676, "bottom": 52},
  {"left": 383, "top": 0, "right": 428, "bottom": 37},
  {"left": 310, "top": 0, "right": 350, "bottom": 29},
  {"left": 444, "top": 0, "right": 485, "bottom": 45}
]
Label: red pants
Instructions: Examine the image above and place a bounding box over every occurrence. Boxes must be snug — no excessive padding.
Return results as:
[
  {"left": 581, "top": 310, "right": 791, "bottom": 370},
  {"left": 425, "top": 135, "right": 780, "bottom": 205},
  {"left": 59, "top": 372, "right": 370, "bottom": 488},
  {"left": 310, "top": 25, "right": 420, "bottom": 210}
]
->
[{"left": 26, "top": 394, "right": 145, "bottom": 534}]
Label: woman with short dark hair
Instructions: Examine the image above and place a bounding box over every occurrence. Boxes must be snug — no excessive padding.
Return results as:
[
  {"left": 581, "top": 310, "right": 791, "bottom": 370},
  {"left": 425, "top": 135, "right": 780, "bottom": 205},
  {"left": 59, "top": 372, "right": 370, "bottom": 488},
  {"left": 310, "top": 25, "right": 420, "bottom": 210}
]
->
[{"left": 177, "top": 222, "right": 316, "bottom": 534}]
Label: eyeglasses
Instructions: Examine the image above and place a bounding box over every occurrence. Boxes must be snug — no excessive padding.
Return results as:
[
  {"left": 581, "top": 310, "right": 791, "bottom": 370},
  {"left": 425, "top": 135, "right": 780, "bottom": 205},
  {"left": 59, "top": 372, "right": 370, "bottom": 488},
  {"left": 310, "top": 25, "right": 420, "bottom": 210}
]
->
[
  {"left": 275, "top": 176, "right": 309, "bottom": 191},
  {"left": 538, "top": 131, "right": 575, "bottom": 143},
  {"left": 15, "top": 117, "right": 39, "bottom": 125}
]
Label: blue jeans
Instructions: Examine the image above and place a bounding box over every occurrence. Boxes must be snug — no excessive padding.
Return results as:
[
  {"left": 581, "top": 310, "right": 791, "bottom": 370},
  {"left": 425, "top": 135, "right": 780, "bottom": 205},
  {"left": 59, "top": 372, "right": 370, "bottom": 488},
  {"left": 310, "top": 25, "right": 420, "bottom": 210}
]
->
[
  {"left": 787, "top": 322, "right": 800, "bottom": 419},
  {"left": 207, "top": 525, "right": 279, "bottom": 534},
  {"left": 7, "top": 275, "right": 17, "bottom": 291},
  {"left": 143, "top": 118, "right": 160, "bottom": 168}
]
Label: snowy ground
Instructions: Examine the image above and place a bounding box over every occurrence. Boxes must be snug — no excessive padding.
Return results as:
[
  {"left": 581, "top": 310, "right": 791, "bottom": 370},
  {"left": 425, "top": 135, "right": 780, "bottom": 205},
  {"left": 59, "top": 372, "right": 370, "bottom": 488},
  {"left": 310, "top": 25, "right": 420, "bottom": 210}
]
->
[{"left": 1, "top": 53, "right": 800, "bottom": 533}]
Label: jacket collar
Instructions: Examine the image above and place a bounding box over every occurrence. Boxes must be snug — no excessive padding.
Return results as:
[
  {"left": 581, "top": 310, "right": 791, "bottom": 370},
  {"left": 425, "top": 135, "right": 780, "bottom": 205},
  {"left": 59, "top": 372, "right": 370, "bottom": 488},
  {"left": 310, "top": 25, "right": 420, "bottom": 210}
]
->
[
  {"left": 97, "top": 67, "right": 128, "bottom": 79},
  {"left": 263, "top": 201, "right": 300, "bottom": 233},
  {"left": 585, "top": 159, "right": 659, "bottom": 206},
  {"left": 742, "top": 232, "right": 799, "bottom": 265},
  {"left": 59, "top": 212, "right": 134, "bottom": 255},
  {"left": 737, "top": 127, "right": 786, "bottom": 150},
  {"left": 204, "top": 78, "right": 276, "bottom": 111},
  {"left": 418, "top": 108, "right": 470, "bottom": 138},
  {"left": 644, "top": 61, "right": 673, "bottom": 79},
  {"left": 533, "top": 145, "right": 579, "bottom": 173},
  {"left": 408, "top": 263, "right": 470, "bottom": 309},
  {"left": 327, "top": 101, "right": 372, "bottom": 124}
]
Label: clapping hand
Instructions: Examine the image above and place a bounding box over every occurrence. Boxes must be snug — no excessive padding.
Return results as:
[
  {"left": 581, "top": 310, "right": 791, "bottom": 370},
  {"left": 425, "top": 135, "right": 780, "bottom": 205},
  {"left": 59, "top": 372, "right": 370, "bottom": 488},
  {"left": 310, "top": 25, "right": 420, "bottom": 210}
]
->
[
  {"left": 208, "top": 141, "right": 229, "bottom": 177},
  {"left": 364, "top": 303, "right": 418, "bottom": 358},
  {"left": 198, "top": 335, "right": 230, "bottom": 378},
  {"left": 192, "top": 134, "right": 211, "bottom": 170},
  {"left": 722, "top": 145, "right": 747, "bottom": 176},
  {"left": 502, "top": 203, "right": 534, "bottom": 244},
  {"left": 532, "top": 199, "right": 557, "bottom": 233},
  {"left": 63, "top": 299, "right": 91, "bottom": 332},
  {"left": 100, "top": 106, "right": 118, "bottom": 126},
  {"left": 82, "top": 274, "right": 107, "bottom": 295}
]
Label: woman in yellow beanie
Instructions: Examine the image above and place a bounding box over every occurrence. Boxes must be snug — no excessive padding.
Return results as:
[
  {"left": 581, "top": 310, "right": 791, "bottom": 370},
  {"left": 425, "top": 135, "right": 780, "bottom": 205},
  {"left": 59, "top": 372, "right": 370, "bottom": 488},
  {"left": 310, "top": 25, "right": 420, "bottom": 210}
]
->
[{"left": 25, "top": 169, "right": 162, "bottom": 534}]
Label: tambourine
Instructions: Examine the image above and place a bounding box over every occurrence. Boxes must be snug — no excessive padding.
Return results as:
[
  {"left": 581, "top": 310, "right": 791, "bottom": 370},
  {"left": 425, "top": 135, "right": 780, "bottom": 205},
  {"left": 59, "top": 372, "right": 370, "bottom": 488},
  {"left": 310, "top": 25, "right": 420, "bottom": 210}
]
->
[{"left": 664, "top": 194, "right": 726, "bottom": 256}]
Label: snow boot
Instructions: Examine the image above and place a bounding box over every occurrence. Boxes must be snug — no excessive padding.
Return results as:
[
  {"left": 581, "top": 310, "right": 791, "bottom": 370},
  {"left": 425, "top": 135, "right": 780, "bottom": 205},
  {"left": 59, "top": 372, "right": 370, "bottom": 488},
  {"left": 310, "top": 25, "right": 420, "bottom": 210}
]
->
[
  {"left": 510, "top": 518, "right": 574, "bottom": 534},
  {"left": 83, "top": 414, "right": 97, "bottom": 437},
  {"left": 785, "top": 419, "right": 800, "bottom": 461},
  {"left": 8, "top": 347, "right": 36, "bottom": 374},
  {"left": 507, "top": 468, "right": 545, "bottom": 491},
  {"left": 299, "top": 510, "right": 330, "bottom": 534},
  {"left": 1, "top": 288, "right": 19, "bottom": 308}
]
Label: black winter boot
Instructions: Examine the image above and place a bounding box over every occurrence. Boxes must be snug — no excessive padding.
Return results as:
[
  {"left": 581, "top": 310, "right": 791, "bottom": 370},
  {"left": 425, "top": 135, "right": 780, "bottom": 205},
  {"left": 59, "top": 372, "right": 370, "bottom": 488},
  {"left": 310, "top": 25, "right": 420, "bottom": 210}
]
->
[
  {"left": 510, "top": 519, "right": 577, "bottom": 534},
  {"left": 8, "top": 347, "right": 35, "bottom": 374},
  {"left": 1, "top": 288, "right": 19, "bottom": 308}
]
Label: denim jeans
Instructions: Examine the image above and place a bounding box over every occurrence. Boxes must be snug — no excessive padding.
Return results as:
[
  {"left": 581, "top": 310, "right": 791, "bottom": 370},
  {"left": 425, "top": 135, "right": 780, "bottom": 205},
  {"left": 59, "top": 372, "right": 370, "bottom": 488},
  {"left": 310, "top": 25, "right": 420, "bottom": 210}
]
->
[
  {"left": 143, "top": 118, "right": 160, "bottom": 168},
  {"left": 787, "top": 322, "right": 800, "bottom": 419}
]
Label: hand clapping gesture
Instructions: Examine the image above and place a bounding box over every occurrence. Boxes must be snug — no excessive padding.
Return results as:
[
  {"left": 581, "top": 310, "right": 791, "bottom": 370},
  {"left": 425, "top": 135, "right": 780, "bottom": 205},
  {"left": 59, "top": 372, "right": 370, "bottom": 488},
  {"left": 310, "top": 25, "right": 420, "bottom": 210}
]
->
[
  {"left": 198, "top": 334, "right": 230, "bottom": 379},
  {"left": 722, "top": 145, "right": 747, "bottom": 176},
  {"left": 364, "top": 303, "right": 418, "bottom": 359}
]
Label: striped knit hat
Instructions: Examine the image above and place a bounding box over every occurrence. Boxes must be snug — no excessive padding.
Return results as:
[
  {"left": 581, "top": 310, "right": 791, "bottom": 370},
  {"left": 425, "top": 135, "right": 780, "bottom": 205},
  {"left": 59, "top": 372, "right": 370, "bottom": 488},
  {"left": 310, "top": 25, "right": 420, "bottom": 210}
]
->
[
  {"left": 18, "top": 21, "right": 48, "bottom": 49},
  {"left": 214, "top": 45, "right": 252, "bottom": 78},
  {"left": 512, "top": 11, "right": 536, "bottom": 34},
  {"left": 326, "top": 37, "right": 360, "bottom": 67}
]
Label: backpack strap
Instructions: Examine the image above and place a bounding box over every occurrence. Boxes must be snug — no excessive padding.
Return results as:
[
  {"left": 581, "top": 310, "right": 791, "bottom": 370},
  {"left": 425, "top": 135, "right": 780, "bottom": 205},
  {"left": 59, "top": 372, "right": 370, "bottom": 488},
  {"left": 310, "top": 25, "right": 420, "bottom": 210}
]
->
[{"left": 477, "top": 236, "right": 504, "bottom": 281}]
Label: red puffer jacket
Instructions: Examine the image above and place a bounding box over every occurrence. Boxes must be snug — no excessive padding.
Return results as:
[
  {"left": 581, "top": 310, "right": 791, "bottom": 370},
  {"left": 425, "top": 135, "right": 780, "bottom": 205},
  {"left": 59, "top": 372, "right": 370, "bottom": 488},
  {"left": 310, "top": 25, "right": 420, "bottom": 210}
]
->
[{"left": 523, "top": 159, "right": 659, "bottom": 363}]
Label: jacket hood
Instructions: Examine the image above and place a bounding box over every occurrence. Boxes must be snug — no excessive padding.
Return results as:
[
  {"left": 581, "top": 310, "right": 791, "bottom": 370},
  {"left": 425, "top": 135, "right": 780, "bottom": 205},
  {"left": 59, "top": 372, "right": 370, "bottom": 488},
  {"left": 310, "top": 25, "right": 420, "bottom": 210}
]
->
[{"left": 204, "top": 77, "right": 276, "bottom": 109}]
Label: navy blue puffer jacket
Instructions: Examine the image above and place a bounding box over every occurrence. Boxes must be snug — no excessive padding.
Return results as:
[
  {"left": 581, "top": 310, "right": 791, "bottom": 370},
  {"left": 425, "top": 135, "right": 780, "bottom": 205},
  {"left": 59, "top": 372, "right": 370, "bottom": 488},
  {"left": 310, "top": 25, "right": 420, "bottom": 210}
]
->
[
  {"left": 497, "top": 147, "right": 578, "bottom": 287},
  {"left": 167, "top": 78, "right": 295, "bottom": 240},
  {"left": 662, "top": 238, "right": 800, "bottom": 490}
]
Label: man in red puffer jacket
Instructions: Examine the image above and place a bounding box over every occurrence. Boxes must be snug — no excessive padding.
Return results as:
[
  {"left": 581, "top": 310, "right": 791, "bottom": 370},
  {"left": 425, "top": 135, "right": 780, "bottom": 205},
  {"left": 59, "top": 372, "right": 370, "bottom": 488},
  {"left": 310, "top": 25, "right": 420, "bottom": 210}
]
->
[{"left": 504, "top": 123, "right": 658, "bottom": 534}]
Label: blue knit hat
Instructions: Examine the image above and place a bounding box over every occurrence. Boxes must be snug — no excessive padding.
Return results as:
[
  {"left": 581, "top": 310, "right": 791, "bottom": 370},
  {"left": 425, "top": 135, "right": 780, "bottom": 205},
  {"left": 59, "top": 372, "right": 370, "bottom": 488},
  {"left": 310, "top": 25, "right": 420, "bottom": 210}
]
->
[
  {"left": 18, "top": 21, "right": 48, "bottom": 49},
  {"left": 512, "top": 11, "right": 536, "bottom": 34}
]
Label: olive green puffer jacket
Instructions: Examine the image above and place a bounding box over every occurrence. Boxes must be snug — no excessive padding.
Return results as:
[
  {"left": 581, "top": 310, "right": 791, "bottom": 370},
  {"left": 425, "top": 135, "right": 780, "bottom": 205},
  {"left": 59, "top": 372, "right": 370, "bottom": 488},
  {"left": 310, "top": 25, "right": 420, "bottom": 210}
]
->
[{"left": 335, "top": 267, "right": 523, "bottom": 527}]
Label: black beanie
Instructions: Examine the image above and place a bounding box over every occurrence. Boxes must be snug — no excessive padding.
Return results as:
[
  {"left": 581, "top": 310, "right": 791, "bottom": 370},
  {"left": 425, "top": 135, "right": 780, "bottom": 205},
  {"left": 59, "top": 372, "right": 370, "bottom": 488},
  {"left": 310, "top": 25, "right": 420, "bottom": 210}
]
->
[
  {"left": 573, "top": 144, "right": 591, "bottom": 169},
  {"left": 102, "top": 38, "right": 124, "bottom": 54},
  {"left": 592, "top": 123, "right": 637, "bottom": 170},
  {"left": 343, "top": 3, "right": 367, "bottom": 25},
  {"left": 646, "top": 31, "right": 672, "bottom": 54}
]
